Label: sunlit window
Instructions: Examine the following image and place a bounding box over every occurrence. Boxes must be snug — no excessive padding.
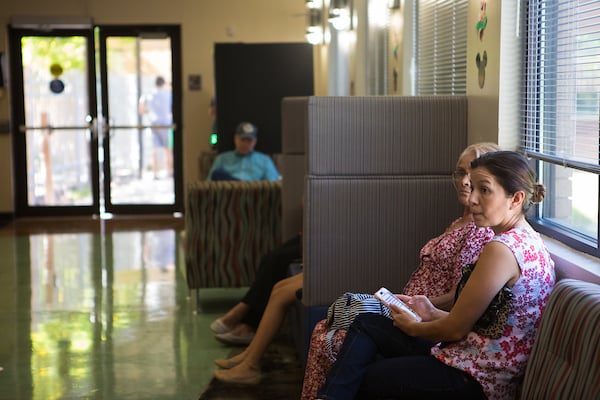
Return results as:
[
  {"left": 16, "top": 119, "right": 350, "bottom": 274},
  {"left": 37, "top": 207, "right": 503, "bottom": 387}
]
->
[{"left": 521, "top": 0, "right": 600, "bottom": 256}]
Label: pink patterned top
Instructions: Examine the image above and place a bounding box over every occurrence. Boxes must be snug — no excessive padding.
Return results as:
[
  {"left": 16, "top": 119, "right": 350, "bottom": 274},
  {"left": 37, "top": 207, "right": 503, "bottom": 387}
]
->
[
  {"left": 403, "top": 219, "right": 495, "bottom": 296},
  {"left": 431, "top": 226, "right": 556, "bottom": 400}
]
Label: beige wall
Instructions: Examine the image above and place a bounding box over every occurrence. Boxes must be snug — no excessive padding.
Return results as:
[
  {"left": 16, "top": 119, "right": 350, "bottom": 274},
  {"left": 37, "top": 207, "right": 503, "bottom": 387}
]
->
[
  {"left": 466, "top": 0, "right": 501, "bottom": 146},
  {"left": 0, "top": 0, "right": 314, "bottom": 213},
  {"left": 464, "top": 0, "right": 521, "bottom": 151}
]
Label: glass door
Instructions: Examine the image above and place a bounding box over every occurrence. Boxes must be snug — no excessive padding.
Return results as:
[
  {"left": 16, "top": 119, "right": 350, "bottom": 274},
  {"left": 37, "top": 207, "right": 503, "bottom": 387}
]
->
[
  {"left": 9, "top": 27, "right": 100, "bottom": 217},
  {"left": 98, "top": 26, "right": 182, "bottom": 214},
  {"left": 8, "top": 24, "right": 182, "bottom": 217}
]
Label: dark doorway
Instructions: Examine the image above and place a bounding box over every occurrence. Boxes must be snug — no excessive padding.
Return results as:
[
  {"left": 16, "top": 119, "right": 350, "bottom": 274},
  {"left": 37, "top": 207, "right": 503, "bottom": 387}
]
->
[{"left": 214, "top": 42, "right": 314, "bottom": 155}]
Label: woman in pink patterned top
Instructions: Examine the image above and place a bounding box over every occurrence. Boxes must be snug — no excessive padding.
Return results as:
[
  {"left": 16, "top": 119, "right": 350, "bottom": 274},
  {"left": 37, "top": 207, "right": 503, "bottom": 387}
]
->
[
  {"left": 302, "top": 143, "right": 499, "bottom": 399},
  {"left": 315, "top": 151, "right": 555, "bottom": 400}
]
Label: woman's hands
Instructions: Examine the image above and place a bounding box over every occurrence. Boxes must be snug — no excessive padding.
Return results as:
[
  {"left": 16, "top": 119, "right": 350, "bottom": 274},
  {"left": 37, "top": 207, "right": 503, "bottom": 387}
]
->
[
  {"left": 389, "top": 295, "right": 445, "bottom": 336},
  {"left": 402, "top": 295, "right": 438, "bottom": 321}
]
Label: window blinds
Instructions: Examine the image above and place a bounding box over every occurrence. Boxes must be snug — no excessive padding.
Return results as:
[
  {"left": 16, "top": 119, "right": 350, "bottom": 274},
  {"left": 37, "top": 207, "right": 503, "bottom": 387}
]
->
[
  {"left": 521, "top": 0, "right": 600, "bottom": 172},
  {"left": 415, "top": 0, "right": 468, "bottom": 95}
]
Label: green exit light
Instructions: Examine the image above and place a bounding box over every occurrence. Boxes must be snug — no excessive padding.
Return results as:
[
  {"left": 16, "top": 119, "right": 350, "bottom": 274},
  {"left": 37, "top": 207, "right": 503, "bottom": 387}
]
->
[{"left": 210, "top": 133, "right": 218, "bottom": 146}]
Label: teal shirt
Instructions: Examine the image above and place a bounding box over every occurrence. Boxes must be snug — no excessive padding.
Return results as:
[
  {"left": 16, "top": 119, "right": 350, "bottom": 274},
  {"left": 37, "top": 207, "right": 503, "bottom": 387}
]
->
[{"left": 207, "top": 150, "right": 280, "bottom": 181}]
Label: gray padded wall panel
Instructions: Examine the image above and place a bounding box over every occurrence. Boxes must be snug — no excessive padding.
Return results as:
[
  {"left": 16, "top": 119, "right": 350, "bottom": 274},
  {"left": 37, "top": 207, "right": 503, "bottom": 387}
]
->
[
  {"left": 303, "top": 177, "right": 462, "bottom": 306},
  {"left": 306, "top": 96, "right": 467, "bottom": 176},
  {"left": 281, "top": 96, "right": 309, "bottom": 242},
  {"left": 281, "top": 97, "right": 309, "bottom": 154},
  {"left": 280, "top": 154, "right": 306, "bottom": 241}
]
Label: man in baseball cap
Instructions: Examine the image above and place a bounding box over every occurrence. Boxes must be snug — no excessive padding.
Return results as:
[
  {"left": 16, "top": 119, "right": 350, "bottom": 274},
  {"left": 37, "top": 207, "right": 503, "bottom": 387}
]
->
[
  {"left": 207, "top": 121, "right": 280, "bottom": 181},
  {"left": 235, "top": 121, "right": 258, "bottom": 139}
]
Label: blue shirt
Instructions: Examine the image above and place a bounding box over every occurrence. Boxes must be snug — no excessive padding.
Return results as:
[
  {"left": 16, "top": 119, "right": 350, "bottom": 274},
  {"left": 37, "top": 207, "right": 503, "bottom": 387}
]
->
[
  {"left": 145, "top": 88, "right": 172, "bottom": 124},
  {"left": 207, "top": 150, "right": 280, "bottom": 181}
]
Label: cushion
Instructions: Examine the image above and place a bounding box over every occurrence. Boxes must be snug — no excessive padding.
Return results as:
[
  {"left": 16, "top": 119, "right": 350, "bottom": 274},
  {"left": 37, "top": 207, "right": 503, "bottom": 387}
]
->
[{"left": 520, "top": 278, "right": 600, "bottom": 399}]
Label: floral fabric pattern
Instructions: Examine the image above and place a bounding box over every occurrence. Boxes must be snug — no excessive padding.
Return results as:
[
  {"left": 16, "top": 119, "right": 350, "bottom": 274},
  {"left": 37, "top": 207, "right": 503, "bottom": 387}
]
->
[
  {"left": 403, "top": 219, "right": 494, "bottom": 297},
  {"left": 301, "top": 320, "right": 346, "bottom": 400},
  {"left": 431, "top": 226, "right": 555, "bottom": 400}
]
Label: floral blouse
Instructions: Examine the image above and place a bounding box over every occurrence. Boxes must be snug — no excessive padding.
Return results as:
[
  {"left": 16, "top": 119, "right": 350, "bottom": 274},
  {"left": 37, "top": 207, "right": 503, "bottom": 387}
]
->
[
  {"left": 403, "top": 219, "right": 495, "bottom": 296},
  {"left": 431, "top": 226, "right": 556, "bottom": 400}
]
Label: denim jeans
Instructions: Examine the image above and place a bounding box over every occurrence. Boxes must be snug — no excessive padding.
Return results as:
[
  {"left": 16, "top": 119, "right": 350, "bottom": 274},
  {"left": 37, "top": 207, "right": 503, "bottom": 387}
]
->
[
  {"left": 210, "top": 167, "right": 240, "bottom": 181},
  {"left": 316, "top": 313, "right": 486, "bottom": 400}
]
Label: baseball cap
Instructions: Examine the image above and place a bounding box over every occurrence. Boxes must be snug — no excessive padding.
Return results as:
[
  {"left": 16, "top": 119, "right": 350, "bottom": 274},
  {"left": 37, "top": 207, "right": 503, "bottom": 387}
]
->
[{"left": 235, "top": 122, "right": 258, "bottom": 139}]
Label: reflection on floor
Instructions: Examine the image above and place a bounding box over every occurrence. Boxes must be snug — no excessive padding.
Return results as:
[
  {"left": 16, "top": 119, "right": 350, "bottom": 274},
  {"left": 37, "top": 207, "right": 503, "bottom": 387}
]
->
[{"left": 0, "top": 216, "right": 266, "bottom": 400}]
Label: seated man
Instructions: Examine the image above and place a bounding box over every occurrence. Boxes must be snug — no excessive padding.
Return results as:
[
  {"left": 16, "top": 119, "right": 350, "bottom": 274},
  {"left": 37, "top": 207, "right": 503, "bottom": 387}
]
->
[{"left": 208, "top": 121, "right": 280, "bottom": 181}]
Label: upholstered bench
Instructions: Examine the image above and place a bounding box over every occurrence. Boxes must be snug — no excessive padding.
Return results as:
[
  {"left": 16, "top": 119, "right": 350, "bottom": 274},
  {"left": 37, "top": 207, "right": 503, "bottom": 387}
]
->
[{"left": 520, "top": 278, "right": 600, "bottom": 399}]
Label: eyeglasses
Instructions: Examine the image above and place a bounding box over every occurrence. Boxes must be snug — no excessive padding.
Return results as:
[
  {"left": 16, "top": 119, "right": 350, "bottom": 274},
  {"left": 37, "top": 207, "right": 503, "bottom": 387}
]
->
[{"left": 452, "top": 170, "right": 469, "bottom": 180}]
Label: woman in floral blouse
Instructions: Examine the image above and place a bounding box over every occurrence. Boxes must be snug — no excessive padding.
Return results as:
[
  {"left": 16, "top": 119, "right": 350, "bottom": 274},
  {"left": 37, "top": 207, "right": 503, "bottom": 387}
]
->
[{"left": 315, "top": 151, "right": 555, "bottom": 400}]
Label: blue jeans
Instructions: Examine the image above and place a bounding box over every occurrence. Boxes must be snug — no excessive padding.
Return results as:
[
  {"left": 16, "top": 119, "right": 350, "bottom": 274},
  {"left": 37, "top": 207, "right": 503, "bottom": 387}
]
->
[
  {"left": 210, "top": 168, "right": 240, "bottom": 181},
  {"left": 317, "top": 313, "right": 486, "bottom": 400}
]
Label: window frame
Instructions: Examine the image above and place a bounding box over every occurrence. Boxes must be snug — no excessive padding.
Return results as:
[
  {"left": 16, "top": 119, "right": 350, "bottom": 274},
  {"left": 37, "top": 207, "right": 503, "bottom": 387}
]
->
[{"left": 521, "top": 0, "right": 600, "bottom": 258}]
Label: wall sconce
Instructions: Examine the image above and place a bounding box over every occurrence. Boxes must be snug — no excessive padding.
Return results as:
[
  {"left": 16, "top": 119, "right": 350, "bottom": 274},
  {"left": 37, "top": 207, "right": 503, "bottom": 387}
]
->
[
  {"left": 388, "top": 0, "right": 401, "bottom": 9},
  {"left": 306, "top": 8, "right": 324, "bottom": 44},
  {"left": 305, "top": 0, "right": 325, "bottom": 45},
  {"left": 329, "top": 0, "right": 352, "bottom": 31},
  {"left": 306, "top": 0, "right": 321, "bottom": 9}
]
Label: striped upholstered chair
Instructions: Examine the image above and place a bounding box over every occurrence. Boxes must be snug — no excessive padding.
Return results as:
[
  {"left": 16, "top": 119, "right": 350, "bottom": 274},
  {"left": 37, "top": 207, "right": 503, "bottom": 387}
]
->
[
  {"left": 184, "top": 180, "right": 282, "bottom": 292},
  {"left": 520, "top": 278, "right": 600, "bottom": 399}
]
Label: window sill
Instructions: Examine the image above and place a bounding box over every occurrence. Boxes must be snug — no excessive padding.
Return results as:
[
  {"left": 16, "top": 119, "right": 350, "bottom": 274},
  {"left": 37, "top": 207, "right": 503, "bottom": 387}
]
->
[{"left": 542, "top": 234, "right": 600, "bottom": 284}]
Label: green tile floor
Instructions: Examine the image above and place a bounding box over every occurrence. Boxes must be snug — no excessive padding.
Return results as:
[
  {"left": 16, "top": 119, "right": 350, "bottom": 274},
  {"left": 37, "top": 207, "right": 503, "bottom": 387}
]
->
[{"left": 0, "top": 219, "right": 246, "bottom": 400}]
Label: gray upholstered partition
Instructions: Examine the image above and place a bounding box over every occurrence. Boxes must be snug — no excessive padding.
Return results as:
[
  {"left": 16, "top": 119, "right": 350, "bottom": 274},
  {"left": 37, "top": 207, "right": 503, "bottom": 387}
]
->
[
  {"left": 302, "top": 96, "right": 467, "bottom": 307},
  {"left": 306, "top": 96, "right": 466, "bottom": 175},
  {"left": 280, "top": 97, "right": 309, "bottom": 242}
]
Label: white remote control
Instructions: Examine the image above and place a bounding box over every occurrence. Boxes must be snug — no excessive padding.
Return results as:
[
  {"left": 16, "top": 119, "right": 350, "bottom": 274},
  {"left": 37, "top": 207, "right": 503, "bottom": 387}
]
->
[{"left": 374, "top": 287, "right": 422, "bottom": 322}]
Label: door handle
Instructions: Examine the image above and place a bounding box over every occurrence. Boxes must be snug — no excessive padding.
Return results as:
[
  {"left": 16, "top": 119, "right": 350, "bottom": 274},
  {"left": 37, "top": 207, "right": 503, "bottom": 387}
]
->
[
  {"left": 106, "top": 123, "right": 177, "bottom": 130},
  {"left": 19, "top": 116, "right": 99, "bottom": 140},
  {"left": 18, "top": 124, "right": 94, "bottom": 132},
  {"left": 102, "top": 122, "right": 176, "bottom": 140}
]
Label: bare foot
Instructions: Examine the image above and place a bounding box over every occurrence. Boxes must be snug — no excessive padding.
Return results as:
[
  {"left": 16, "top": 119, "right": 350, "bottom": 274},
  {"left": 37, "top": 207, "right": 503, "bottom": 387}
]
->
[
  {"left": 228, "top": 350, "right": 247, "bottom": 364},
  {"left": 214, "top": 361, "right": 261, "bottom": 385},
  {"left": 214, "top": 350, "right": 246, "bottom": 369},
  {"left": 229, "top": 323, "right": 255, "bottom": 336},
  {"left": 220, "top": 303, "right": 250, "bottom": 327}
]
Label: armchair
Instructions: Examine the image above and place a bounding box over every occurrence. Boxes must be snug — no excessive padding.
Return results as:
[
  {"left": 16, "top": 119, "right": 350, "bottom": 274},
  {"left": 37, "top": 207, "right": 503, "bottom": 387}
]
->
[{"left": 184, "top": 180, "right": 282, "bottom": 291}]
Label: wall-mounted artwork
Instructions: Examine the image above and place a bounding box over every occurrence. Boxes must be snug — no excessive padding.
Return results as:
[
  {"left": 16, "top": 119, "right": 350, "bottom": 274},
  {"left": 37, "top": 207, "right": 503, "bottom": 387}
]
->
[
  {"left": 476, "top": 0, "right": 488, "bottom": 41},
  {"left": 392, "top": 32, "right": 400, "bottom": 94},
  {"left": 476, "top": 51, "right": 488, "bottom": 89},
  {"left": 475, "top": 0, "right": 488, "bottom": 89}
]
